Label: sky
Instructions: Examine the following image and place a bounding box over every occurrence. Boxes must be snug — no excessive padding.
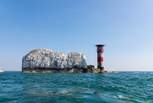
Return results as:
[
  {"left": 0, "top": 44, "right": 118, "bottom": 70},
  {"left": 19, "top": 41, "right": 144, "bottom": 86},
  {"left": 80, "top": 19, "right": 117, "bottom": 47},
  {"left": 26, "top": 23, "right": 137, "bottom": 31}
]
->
[{"left": 0, "top": 0, "right": 153, "bottom": 71}]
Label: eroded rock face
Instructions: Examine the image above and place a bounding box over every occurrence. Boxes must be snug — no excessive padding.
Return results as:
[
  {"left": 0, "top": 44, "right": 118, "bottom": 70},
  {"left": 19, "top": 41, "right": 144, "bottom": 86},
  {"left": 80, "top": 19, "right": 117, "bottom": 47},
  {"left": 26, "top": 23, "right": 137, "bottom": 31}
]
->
[{"left": 22, "top": 48, "right": 87, "bottom": 70}]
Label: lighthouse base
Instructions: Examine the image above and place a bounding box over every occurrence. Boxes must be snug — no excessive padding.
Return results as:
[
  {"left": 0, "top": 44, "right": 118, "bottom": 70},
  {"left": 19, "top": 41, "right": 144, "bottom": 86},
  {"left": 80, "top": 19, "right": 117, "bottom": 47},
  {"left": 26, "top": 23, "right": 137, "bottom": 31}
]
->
[{"left": 99, "top": 67, "right": 104, "bottom": 73}]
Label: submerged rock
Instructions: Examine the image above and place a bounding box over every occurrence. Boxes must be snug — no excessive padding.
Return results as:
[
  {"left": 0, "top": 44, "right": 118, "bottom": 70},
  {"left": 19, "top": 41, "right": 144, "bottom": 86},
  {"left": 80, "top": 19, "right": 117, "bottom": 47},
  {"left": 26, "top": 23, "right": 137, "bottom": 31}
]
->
[{"left": 22, "top": 48, "right": 87, "bottom": 72}]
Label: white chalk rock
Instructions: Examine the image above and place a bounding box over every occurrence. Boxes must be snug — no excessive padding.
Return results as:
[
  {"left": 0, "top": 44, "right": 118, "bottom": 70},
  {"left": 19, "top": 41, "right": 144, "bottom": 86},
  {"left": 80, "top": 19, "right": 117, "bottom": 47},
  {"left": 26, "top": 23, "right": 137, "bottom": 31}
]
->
[{"left": 22, "top": 48, "right": 87, "bottom": 69}]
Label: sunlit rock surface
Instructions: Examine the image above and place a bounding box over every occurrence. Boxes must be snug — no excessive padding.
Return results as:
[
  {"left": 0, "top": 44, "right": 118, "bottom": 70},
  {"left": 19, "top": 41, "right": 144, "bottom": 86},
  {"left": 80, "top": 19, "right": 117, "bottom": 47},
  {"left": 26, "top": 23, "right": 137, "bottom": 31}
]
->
[{"left": 22, "top": 48, "right": 87, "bottom": 72}]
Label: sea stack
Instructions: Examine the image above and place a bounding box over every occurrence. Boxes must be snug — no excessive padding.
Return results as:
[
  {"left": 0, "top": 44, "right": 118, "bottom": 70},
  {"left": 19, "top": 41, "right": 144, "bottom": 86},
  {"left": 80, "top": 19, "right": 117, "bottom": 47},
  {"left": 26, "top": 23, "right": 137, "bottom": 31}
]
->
[{"left": 22, "top": 48, "right": 87, "bottom": 73}]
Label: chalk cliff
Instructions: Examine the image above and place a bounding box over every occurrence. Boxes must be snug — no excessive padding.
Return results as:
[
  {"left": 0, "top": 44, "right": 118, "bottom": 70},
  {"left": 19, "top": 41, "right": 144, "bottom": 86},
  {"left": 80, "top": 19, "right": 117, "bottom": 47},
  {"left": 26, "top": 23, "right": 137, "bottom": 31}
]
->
[{"left": 22, "top": 48, "right": 87, "bottom": 72}]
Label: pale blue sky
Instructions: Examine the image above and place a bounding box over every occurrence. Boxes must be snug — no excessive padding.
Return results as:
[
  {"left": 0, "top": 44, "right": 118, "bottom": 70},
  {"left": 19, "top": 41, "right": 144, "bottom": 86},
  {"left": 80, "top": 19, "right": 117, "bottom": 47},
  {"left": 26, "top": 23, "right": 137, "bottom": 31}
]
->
[{"left": 0, "top": 0, "right": 153, "bottom": 71}]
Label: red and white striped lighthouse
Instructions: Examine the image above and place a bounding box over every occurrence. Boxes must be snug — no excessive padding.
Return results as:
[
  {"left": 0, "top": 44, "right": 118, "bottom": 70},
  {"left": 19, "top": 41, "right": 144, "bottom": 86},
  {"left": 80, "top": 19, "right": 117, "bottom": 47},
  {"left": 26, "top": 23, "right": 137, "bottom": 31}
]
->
[{"left": 96, "top": 44, "right": 105, "bottom": 70}]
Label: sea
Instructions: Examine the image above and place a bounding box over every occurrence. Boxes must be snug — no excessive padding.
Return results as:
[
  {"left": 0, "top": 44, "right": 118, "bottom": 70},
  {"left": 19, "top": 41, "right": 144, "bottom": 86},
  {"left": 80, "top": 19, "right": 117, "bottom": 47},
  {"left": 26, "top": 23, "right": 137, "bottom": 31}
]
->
[{"left": 0, "top": 72, "right": 153, "bottom": 103}]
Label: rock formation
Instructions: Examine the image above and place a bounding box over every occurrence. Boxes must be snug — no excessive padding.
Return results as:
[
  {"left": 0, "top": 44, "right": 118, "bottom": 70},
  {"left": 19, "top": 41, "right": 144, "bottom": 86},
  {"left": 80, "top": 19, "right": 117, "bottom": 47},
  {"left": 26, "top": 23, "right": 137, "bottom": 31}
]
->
[{"left": 22, "top": 48, "right": 87, "bottom": 72}]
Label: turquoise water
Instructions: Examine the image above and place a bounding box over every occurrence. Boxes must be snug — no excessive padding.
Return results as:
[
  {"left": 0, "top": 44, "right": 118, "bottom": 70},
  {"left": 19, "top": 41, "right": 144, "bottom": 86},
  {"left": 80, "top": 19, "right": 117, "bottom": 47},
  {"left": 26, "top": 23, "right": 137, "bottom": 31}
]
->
[{"left": 0, "top": 72, "right": 153, "bottom": 103}]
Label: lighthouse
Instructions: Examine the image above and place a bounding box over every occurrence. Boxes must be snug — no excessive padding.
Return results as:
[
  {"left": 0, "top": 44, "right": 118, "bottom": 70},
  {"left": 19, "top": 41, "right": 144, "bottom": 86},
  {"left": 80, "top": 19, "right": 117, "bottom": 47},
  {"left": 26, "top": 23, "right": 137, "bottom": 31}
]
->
[{"left": 96, "top": 44, "right": 105, "bottom": 71}]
